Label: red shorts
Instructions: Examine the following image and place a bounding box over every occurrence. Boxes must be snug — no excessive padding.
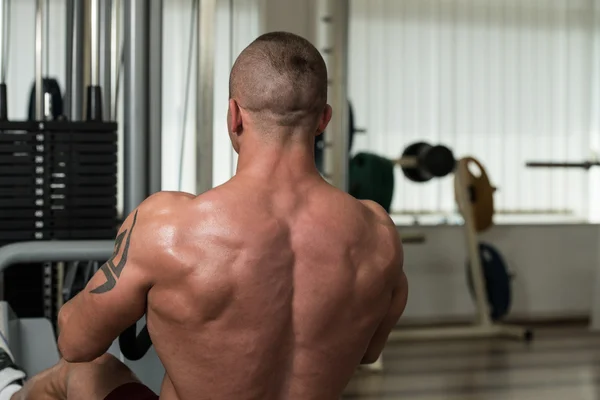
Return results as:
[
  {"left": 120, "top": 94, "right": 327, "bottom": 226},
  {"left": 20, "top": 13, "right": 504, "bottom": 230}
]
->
[{"left": 104, "top": 382, "right": 159, "bottom": 400}]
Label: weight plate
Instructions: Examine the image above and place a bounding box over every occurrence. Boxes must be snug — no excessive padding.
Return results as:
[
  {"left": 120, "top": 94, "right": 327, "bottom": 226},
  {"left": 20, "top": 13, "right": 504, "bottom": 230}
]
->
[
  {"left": 46, "top": 133, "right": 118, "bottom": 144},
  {"left": 0, "top": 185, "right": 117, "bottom": 198},
  {"left": 0, "top": 207, "right": 117, "bottom": 219},
  {"left": 466, "top": 242, "right": 512, "bottom": 321},
  {"left": 50, "top": 144, "right": 117, "bottom": 154},
  {"left": 0, "top": 196, "right": 117, "bottom": 208},
  {"left": 0, "top": 219, "right": 118, "bottom": 230},
  {"left": 423, "top": 145, "right": 456, "bottom": 177},
  {"left": 47, "top": 154, "right": 118, "bottom": 165},
  {"left": 0, "top": 144, "right": 36, "bottom": 153},
  {"left": 0, "top": 175, "right": 118, "bottom": 186},
  {"left": 0, "top": 120, "right": 118, "bottom": 132},
  {"left": 0, "top": 229, "right": 117, "bottom": 241},
  {"left": 401, "top": 142, "right": 433, "bottom": 183}
]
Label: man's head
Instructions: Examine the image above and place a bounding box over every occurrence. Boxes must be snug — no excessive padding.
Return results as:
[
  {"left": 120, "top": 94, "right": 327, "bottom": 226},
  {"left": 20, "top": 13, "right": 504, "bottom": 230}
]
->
[{"left": 228, "top": 32, "right": 332, "bottom": 152}]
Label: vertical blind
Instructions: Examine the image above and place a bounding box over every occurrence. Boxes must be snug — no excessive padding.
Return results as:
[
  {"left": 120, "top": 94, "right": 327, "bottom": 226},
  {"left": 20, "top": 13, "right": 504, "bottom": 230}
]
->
[{"left": 348, "top": 0, "right": 598, "bottom": 220}]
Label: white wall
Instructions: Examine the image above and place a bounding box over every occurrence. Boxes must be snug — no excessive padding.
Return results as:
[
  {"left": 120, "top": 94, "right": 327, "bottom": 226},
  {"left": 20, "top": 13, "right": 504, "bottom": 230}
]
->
[{"left": 401, "top": 224, "right": 600, "bottom": 322}]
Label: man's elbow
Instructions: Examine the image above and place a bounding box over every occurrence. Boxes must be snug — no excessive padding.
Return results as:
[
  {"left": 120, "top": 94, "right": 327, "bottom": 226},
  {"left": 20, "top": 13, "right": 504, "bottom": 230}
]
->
[
  {"left": 360, "top": 352, "right": 381, "bottom": 365},
  {"left": 57, "top": 308, "right": 103, "bottom": 363}
]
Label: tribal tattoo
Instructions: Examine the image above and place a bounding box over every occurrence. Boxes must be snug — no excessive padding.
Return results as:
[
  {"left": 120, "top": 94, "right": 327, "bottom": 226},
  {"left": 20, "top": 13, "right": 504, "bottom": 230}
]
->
[{"left": 90, "top": 210, "right": 139, "bottom": 294}]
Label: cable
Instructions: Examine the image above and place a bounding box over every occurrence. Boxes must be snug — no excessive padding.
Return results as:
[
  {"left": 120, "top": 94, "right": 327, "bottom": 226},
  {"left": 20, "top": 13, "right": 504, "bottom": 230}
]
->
[
  {"left": 178, "top": 0, "right": 199, "bottom": 191},
  {"left": 113, "top": 43, "right": 123, "bottom": 121}
]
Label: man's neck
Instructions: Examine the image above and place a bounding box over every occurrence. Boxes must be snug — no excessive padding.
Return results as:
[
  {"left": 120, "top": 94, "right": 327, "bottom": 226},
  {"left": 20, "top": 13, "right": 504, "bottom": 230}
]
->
[{"left": 235, "top": 133, "right": 320, "bottom": 180}]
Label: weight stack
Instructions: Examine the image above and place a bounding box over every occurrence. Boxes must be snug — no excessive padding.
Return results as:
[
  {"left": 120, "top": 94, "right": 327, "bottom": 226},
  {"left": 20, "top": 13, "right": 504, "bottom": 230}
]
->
[{"left": 0, "top": 120, "right": 118, "bottom": 321}]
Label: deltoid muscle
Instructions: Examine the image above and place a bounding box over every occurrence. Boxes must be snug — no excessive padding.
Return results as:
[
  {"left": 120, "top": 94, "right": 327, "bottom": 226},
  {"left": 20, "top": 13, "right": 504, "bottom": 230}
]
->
[{"left": 90, "top": 211, "right": 139, "bottom": 294}]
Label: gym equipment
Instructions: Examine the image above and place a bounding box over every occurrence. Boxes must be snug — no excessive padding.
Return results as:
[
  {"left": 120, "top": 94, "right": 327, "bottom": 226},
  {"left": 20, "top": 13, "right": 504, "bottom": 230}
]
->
[
  {"left": 27, "top": 78, "right": 64, "bottom": 120},
  {"left": 348, "top": 142, "right": 456, "bottom": 212},
  {"left": 466, "top": 242, "right": 511, "bottom": 321},
  {"left": 349, "top": 153, "right": 395, "bottom": 212},
  {"left": 389, "top": 156, "right": 532, "bottom": 343},
  {"left": 398, "top": 142, "right": 456, "bottom": 183},
  {"left": 0, "top": 0, "right": 118, "bottom": 324},
  {"left": 456, "top": 157, "right": 494, "bottom": 233},
  {"left": 526, "top": 161, "right": 600, "bottom": 170},
  {"left": 315, "top": 100, "right": 365, "bottom": 173},
  {"left": 0, "top": 241, "right": 113, "bottom": 376}
]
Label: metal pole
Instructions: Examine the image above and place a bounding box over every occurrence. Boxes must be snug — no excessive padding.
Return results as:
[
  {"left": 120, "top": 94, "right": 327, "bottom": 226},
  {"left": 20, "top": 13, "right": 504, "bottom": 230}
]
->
[
  {"left": 99, "top": 0, "right": 112, "bottom": 121},
  {"left": 90, "top": 0, "right": 100, "bottom": 87},
  {"left": 328, "top": 0, "right": 349, "bottom": 191},
  {"left": 71, "top": 0, "right": 85, "bottom": 120},
  {"left": 0, "top": 0, "right": 6, "bottom": 84},
  {"left": 196, "top": 0, "right": 216, "bottom": 194},
  {"left": 148, "top": 0, "right": 162, "bottom": 194},
  {"left": 110, "top": 0, "right": 121, "bottom": 120},
  {"left": 34, "top": 0, "right": 44, "bottom": 120},
  {"left": 123, "top": 0, "right": 149, "bottom": 215},
  {"left": 0, "top": 0, "right": 8, "bottom": 120},
  {"left": 65, "top": 0, "right": 74, "bottom": 119}
]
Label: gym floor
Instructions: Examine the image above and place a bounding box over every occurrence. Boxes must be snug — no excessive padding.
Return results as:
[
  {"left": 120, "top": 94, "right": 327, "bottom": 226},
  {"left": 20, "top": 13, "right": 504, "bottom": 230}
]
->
[{"left": 343, "top": 324, "right": 599, "bottom": 400}]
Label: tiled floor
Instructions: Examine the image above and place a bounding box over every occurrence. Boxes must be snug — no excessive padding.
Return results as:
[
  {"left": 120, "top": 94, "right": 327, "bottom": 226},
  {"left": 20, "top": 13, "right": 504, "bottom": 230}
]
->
[{"left": 343, "top": 325, "right": 600, "bottom": 399}]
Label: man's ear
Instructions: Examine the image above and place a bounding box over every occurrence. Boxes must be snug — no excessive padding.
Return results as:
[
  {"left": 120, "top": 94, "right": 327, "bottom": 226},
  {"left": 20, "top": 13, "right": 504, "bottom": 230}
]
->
[
  {"left": 316, "top": 104, "right": 333, "bottom": 135},
  {"left": 229, "top": 99, "right": 243, "bottom": 133}
]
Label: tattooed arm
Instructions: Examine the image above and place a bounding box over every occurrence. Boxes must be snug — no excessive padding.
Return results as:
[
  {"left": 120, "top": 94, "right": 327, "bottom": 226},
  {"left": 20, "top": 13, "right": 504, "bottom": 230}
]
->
[{"left": 57, "top": 192, "right": 191, "bottom": 362}]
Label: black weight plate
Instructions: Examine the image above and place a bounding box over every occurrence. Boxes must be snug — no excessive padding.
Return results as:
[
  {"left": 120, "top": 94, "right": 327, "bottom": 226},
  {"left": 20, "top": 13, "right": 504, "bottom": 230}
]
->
[
  {"left": 48, "top": 176, "right": 118, "bottom": 186},
  {"left": 401, "top": 142, "right": 432, "bottom": 183},
  {"left": 0, "top": 155, "right": 38, "bottom": 165},
  {"left": 47, "top": 132, "right": 118, "bottom": 143},
  {"left": 0, "top": 144, "right": 37, "bottom": 153},
  {"left": 50, "top": 144, "right": 117, "bottom": 154},
  {"left": 423, "top": 145, "right": 456, "bottom": 177},
  {"left": 0, "top": 218, "right": 118, "bottom": 230},
  {"left": 466, "top": 242, "right": 512, "bottom": 321},
  {"left": 0, "top": 165, "right": 39, "bottom": 176},
  {"left": 0, "top": 196, "right": 117, "bottom": 208},
  {"left": 0, "top": 185, "right": 117, "bottom": 198},
  {"left": 0, "top": 229, "right": 117, "bottom": 241},
  {"left": 1, "top": 207, "right": 117, "bottom": 219},
  {"left": 48, "top": 164, "right": 118, "bottom": 175},
  {"left": 0, "top": 120, "right": 118, "bottom": 132},
  {"left": 0, "top": 132, "right": 37, "bottom": 142},
  {"left": 48, "top": 153, "right": 118, "bottom": 165}
]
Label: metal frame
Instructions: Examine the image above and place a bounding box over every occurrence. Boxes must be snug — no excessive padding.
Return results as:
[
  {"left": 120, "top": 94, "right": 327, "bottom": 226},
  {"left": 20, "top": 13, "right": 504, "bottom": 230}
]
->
[
  {"left": 123, "top": 0, "right": 149, "bottom": 215},
  {"left": 388, "top": 163, "right": 530, "bottom": 343},
  {"left": 34, "top": 0, "right": 44, "bottom": 120},
  {"left": 149, "top": 0, "right": 163, "bottom": 194},
  {"left": 326, "top": 0, "right": 350, "bottom": 191},
  {"left": 196, "top": 0, "right": 216, "bottom": 195},
  {"left": 0, "top": 242, "right": 113, "bottom": 272},
  {"left": 98, "top": 0, "right": 112, "bottom": 120}
]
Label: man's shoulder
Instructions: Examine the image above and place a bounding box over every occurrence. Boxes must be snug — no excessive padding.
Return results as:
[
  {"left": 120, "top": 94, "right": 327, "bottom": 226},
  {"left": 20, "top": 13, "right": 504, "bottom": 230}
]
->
[
  {"left": 139, "top": 191, "right": 197, "bottom": 213},
  {"left": 356, "top": 200, "right": 402, "bottom": 268}
]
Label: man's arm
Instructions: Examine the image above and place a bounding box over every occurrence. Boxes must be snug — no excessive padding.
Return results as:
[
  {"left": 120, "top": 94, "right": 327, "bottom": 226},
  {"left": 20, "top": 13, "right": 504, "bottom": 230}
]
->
[
  {"left": 361, "top": 271, "right": 408, "bottom": 364},
  {"left": 57, "top": 192, "right": 185, "bottom": 362},
  {"left": 360, "top": 201, "right": 408, "bottom": 364}
]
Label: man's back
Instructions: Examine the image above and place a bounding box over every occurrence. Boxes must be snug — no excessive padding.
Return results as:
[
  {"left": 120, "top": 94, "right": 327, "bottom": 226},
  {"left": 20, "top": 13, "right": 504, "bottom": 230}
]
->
[{"left": 147, "top": 175, "right": 405, "bottom": 400}]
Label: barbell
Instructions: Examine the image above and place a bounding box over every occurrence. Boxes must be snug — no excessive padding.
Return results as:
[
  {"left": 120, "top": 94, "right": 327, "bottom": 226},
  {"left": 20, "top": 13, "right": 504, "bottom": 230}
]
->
[
  {"left": 527, "top": 161, "right": 600, "bottom": 170},
  {"left": 349, "top": 142, "right": 456, "bottom": 212},
  {"left": 396, "top": 142, "right": 456, "bottom": 183}
]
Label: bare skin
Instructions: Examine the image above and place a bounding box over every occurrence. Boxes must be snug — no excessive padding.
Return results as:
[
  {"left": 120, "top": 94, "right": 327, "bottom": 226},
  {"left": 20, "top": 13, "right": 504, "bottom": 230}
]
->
[
  {"left": 13, "top": 33, "right": 407, "bottom": 400},
  {"left": 14, "top": 122, "right": 406, "bottom": 400},
  {"left": 50, "top": 140, "right": 406, "bottom": 399}
]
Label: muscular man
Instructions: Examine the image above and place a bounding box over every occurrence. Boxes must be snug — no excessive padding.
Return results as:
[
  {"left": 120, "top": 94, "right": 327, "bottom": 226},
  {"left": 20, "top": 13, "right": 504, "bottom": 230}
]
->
[{"left": 1, "top": 31, "right": 408, "bottom": 400}]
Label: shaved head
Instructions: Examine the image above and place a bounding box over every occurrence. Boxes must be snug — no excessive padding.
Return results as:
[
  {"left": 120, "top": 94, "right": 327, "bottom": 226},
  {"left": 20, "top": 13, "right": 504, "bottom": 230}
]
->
[{"left": 229, "top": 32, "right": 328, "bottom": 130}]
